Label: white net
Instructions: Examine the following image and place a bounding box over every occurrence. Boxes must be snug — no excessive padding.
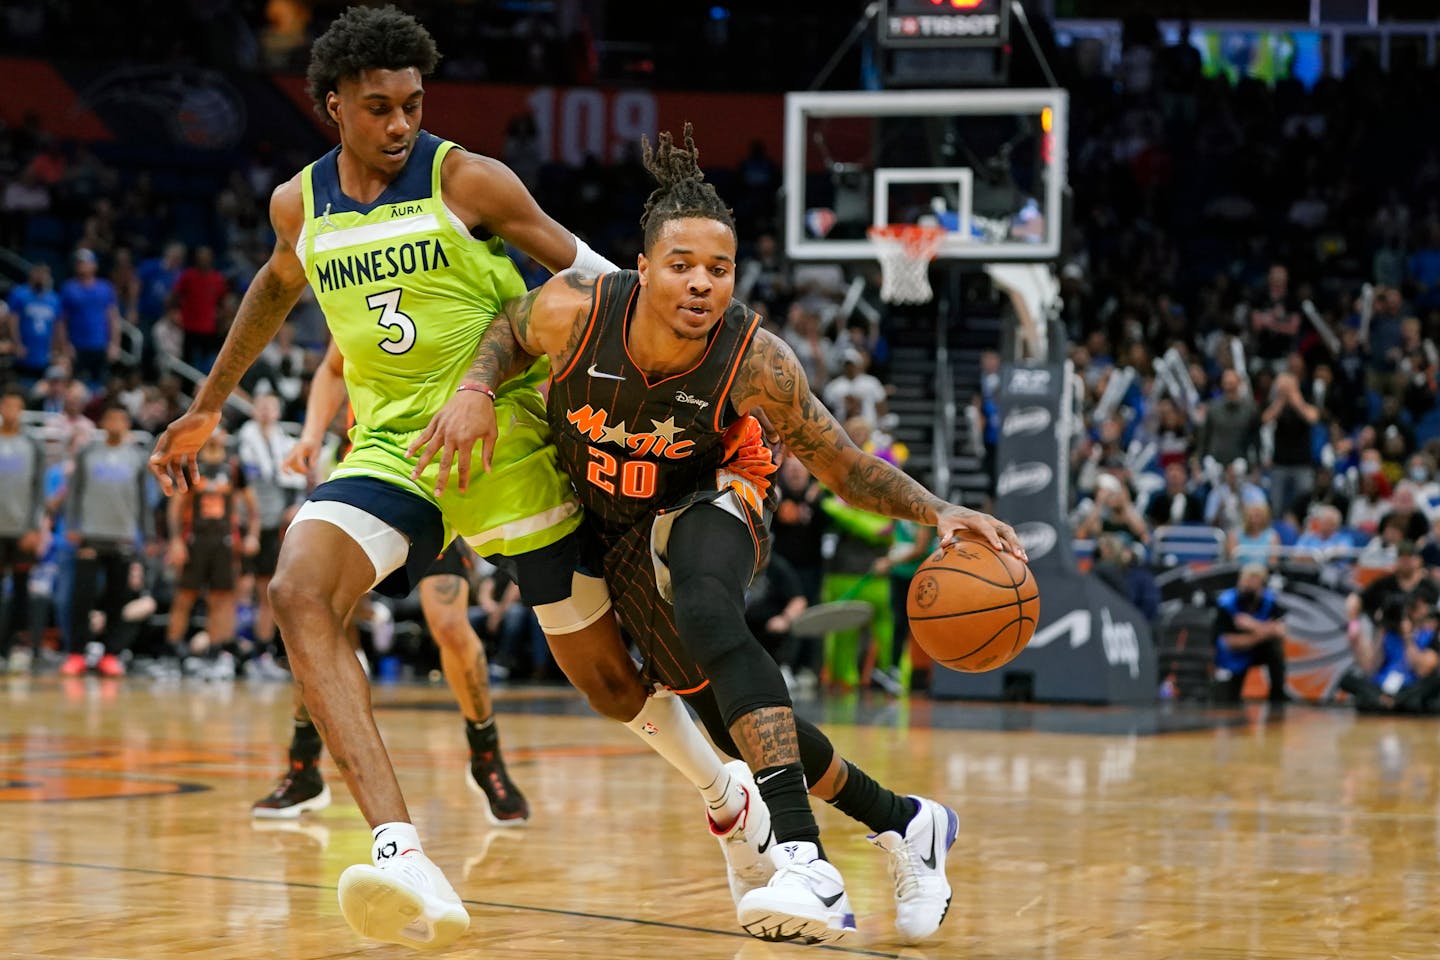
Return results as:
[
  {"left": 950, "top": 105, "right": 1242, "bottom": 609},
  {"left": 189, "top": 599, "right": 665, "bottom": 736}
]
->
[{"left": 867, "top": 225, "right": 946, "bottom": 304}]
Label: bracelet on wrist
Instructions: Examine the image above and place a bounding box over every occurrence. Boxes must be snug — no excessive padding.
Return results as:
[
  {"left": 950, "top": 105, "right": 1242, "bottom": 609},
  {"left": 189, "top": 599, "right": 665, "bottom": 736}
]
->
[{"left": 456, "top": 383, "right": 496, "bottom": 401}]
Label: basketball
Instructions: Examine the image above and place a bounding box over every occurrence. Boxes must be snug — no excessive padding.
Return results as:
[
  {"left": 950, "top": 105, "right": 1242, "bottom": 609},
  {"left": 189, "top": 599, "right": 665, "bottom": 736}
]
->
[{"left": 907, "top": 534, "right": 1040, "bottom": 673}]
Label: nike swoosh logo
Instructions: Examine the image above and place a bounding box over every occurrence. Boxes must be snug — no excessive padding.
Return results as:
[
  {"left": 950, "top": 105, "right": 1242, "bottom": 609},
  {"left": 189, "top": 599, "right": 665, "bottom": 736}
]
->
[
  {"left": 755, "top": 770, "right": 785, "bottom": 785},
  {"left": 818, "top": 891, "right": 845, "bottom": 908},
  {"left": 921, "top": 833, "right": 939, "bottom": 870},
  {"left": 587, "top": 363, "right": 626, "bottom": 381},
  {"left": 757, "top": 832, "right": 773, "bottom": 854}
]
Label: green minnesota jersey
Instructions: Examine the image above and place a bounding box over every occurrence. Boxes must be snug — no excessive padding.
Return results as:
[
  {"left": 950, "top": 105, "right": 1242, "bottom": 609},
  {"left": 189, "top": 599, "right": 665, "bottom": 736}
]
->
[
  {"left": 298, "top": 130, "right": 541, "bottom": 437},
  {"left": 296, "top": 131, "right": 579, "bottom": 557}
]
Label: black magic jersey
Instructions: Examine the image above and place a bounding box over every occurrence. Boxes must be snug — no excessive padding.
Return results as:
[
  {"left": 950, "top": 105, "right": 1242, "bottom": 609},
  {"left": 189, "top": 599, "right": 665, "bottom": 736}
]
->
[{"left": 547, "top": 270, "right": 763, "bottom": 540}]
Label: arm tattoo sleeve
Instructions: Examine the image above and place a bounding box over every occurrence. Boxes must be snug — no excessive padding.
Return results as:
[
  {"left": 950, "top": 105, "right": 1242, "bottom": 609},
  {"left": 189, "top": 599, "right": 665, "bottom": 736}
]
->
[
  {"left": 551, "top": 271, "right": 599, "bottom": 375},
  {"left": 465, "top": 294, "right": 537, "bottom": 389},
  {"left": 730, "top": 330, "right": 949, "bottom": 524}
]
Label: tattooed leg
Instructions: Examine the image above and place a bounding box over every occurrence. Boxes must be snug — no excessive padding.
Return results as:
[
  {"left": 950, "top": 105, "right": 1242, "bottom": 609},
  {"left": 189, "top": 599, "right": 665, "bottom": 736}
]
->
[{"left": 420, "top": 573, "right": 494, "bottom": 723}]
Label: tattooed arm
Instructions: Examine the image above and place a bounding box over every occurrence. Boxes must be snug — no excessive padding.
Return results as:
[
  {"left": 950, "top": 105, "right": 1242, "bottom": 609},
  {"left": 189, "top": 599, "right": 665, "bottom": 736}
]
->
[
  {"left": 412, "top": 269, "right": 600, "bottom": 494},
  {"left": 149, "top": 177, "right": 309, "bottom": 495},
  {"left": 730, "top": 328, "right": 1027, "bottom": 558},
  {"left": 461, "top": 269, "right": 602, "bottom": 389}
]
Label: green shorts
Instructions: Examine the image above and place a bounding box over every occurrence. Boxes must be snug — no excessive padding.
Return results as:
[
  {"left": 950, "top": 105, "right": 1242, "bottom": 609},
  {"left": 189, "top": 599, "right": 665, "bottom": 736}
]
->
[{"left": 329, "top": 383, "right": 581, "bottom": 558}]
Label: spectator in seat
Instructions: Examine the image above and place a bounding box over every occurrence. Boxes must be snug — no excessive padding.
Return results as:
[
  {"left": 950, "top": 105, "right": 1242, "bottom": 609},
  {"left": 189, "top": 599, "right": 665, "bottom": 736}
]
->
[
  {"left": 1213, "top": 563, "right": 1291, "bottom": 704},
  {"left": 1379, "top": 483, "right": 1430, "bottom": 543},
  {"left": 1295, "top": 504, "right": 1354, "bottom": 566},
  {"left": 822, "top": 347, "right": 887, "bottom": 429},
  {"left": 1094, "top": 534, "right": 1160, "bottom": 621},
  {"left": 1228, "top": 501, "right": 1281, "bottom": 567},
  {"left": 168, "top": 245, "right": 231, "bottom": 371},
  {"left": 1146, "top": 459, "right": 1206, "bottom": 526},
  {"left": 1261, "top": 371, "right": 1321, "bottom": 519},
  {"left": 1346, "top": 539, "right": 1438, "bottom": 648},
  {"left": 1204, "top": 457, "right": 1265, "bottom": 530},
  {"left": 1290, "top": 464, "right": 1351, "bottom": 529},
  {"left": 1348, "top": 459, "right": 1393, "bottom": 537},
  {"left": 1404, "top": 453, "right": 1440, "bottom": 520},
  {"left": 1196, "top": 368, "right": 1259, "bottom": 468},
  {"left": 1339, "top": 595, "right": 1440, "bottom": 713},
  {"left": 58, "top": 248, "right": 121, "bottom": 386},
  {"left": 1076, "top": 472, "right": 1151, "bottom": 546}
]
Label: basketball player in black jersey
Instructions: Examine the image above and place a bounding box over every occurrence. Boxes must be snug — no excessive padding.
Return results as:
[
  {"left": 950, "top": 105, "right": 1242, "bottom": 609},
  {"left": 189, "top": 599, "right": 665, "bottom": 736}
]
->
[
  {"left": 415, "top": 125, "right": 1027, "bottom": 946},
  {"left": 165, "top": 428, "right": 256, "bottom": 675}
]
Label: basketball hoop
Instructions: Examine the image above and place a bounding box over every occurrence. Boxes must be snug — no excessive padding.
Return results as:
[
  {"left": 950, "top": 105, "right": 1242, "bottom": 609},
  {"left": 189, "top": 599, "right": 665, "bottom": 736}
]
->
[{"left": 867, "top": 224, "right": 947, "bottom": 305}]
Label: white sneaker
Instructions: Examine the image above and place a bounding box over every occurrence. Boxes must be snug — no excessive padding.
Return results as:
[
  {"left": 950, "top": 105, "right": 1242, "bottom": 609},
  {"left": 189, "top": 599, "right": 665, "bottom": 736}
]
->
[
  {"left": 869, "top": 795, "right": 959, "bottom": 943},
  {"left": 736, "top": 840, "right": 855, "bottom": 944},
  {"left": 707, "top": 760, "right": 775, "bottom": 906},
  {"left": 337, "top": 850, "right": 469, "bottom": 950}
]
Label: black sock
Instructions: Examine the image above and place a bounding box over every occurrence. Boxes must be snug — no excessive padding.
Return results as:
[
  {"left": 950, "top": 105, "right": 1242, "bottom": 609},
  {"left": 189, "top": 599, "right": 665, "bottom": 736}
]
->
[
  {"left": 289, "top": 720, "right": 322, "bottom": 765},
  {"left": 466, "top": 716, "right": 498, "bottom": 761},
  {"left": 828, "top": 760, "right": 919, "bottom": 835},
  {"left": 754, "top": 762, "right": 825, "bottom": 859}
]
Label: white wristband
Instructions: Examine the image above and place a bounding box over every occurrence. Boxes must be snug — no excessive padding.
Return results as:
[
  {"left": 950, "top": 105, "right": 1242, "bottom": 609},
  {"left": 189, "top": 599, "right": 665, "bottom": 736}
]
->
[{"left": 570, "top": 235, "right": 619, "bottom": 275}]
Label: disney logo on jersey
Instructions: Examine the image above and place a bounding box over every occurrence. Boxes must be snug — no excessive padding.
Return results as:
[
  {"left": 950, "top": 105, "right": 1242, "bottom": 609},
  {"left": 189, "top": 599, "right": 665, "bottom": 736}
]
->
[
  {"left": 674, "top": 391, "right": 710, "bottom": 411},
  {"left": 566, "top": 405, "right": 695, "bottom": 459}
]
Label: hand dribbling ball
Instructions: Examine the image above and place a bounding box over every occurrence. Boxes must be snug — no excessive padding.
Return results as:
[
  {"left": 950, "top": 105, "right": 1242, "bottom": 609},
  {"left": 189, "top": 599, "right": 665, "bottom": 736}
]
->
[{"left": 906, "top": 533, "right": 1039, "bottom": 672}]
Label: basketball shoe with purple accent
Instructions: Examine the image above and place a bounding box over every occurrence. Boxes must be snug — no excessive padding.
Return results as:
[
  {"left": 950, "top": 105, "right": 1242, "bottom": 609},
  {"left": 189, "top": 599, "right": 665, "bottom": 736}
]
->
[
  {"left": 869, "top": 795, "right": 958, "bottom": 943},
  {"left": 737, "top": 840, "right": 855, "bottom": 944}
]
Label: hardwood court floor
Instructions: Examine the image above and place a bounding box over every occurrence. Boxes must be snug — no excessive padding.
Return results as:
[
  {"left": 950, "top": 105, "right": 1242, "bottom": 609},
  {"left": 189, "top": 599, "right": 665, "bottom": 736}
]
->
[{"left": 3, "top": 676, "right": 1439, "bottom": 960}]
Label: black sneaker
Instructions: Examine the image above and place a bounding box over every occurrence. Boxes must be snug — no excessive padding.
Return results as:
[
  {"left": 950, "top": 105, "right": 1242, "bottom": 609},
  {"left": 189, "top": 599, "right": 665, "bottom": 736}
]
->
[
  {"left": 465, "top": 752, "right": 530, "bottom": 826},
  {"left": 252, "top": 761, "right": 331, "bottom": 819}
]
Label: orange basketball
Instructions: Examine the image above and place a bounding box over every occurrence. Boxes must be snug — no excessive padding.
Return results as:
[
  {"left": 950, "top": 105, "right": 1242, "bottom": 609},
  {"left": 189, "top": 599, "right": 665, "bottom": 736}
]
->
[{"left": 907, "top": 534, "right": 1040, "bottom": 673}]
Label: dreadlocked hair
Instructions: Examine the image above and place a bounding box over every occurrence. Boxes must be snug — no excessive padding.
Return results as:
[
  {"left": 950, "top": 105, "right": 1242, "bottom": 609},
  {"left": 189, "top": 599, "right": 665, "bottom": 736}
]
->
[
  {"left": 639, "top": 123, "right": 736, "bottom": 251},
  {"left": 306, "top": 5, "right": 441, "bottom": 125}
]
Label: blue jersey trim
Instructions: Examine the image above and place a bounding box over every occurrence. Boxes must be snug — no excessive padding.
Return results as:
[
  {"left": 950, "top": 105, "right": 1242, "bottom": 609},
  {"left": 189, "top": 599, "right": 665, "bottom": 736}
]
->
[{"left": 310, "top": 131, "right": 444, "bottom": 216}]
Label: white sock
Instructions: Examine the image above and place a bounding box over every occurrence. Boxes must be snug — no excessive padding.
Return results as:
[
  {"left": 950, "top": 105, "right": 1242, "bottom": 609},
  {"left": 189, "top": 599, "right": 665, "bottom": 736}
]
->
[
  {"left": 371, "top": 821, "right": 422, "bottom": 865},
  {"left": 624, "top": 690, "right": 745, "bottom": 826}
]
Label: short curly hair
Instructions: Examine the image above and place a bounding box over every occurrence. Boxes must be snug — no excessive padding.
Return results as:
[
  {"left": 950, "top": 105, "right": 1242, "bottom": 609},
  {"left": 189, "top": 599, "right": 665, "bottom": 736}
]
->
[
  {"left": 306, "top": 5, "right": 441, "bottom": 125},
  {"left": 639, "top": 122, "right": 736, "bottom": 251}
]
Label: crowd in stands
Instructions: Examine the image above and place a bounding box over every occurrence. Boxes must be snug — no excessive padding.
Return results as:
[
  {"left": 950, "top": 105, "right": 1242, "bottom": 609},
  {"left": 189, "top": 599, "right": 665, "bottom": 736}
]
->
[{"left": 1030, "top": 26, "right": 1440, "bottom": 708}]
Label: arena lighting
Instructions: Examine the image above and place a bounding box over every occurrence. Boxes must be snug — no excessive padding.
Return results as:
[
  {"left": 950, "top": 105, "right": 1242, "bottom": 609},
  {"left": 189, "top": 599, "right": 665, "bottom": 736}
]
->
[{"left": 935, "top": 0, "right": 987, "bottom": 7}]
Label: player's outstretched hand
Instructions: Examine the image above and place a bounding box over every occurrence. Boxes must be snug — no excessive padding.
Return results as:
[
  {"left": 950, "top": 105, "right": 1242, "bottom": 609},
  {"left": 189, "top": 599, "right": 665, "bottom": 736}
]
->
[
  {"left": 408, "top": 389, "right": 498, "bottom": 496},
  {"left": 936, "top": 505, "right": 1028, "bottom": 562},
  {"left": 283, "top": 437, "right": 320, "bottom": 477},
  {"left": 149, "top": 409, "right": 221, "bottom": 496}
]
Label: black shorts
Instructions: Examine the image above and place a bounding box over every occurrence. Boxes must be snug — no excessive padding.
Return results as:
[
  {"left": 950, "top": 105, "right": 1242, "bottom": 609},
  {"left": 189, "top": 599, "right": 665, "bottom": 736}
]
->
[
  {"left": 180, "top": 535, "right": 237, "bottom": 592},
  {"left": 306, "top": 477, "right": 445, "bottom": 598},
  {"left": 482, "top": 526, "right": 600, "bottom": 608},
  {"left": 597, "top": 491, "right": 771, "bottom": 694},
  {"left": 0, "top": 536, "right": 37, "bottom": 571},
  {"left": 241, "top": 527, "right": 283, "bottom": 578},
  {"left": 422, "top": 539, "right": 472, "bottom": 581}
]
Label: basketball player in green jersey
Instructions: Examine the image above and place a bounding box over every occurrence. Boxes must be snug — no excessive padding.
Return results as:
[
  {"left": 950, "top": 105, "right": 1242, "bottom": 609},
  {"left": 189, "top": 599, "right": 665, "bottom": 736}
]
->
[
  {"left": 149, "top": 7, "right": 773, "bottom": 951},
  {"left": 251, "top": 341, "right": 529, "bottom": 827}
]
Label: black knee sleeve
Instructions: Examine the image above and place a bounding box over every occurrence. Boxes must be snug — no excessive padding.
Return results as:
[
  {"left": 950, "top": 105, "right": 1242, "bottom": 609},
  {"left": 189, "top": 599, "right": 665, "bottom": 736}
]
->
[
  {"left": 794, "top": 716, "right": 836, "bottom": 784},
  {"left": 671, "top": 569, "right": 792, "bottom": 727},
  {"left": 668, "top": 505, "right": 792, "bottom": 727}
]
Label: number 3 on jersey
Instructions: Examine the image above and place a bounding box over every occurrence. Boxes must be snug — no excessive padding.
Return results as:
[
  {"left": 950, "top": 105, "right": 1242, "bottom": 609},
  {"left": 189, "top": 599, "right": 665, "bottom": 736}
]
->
[
  {"left": 367, "top": 288, "right": 416, "bottom": 354},
  {"left": 587, "top": 446, "right": 657, "bottom": 498}
]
